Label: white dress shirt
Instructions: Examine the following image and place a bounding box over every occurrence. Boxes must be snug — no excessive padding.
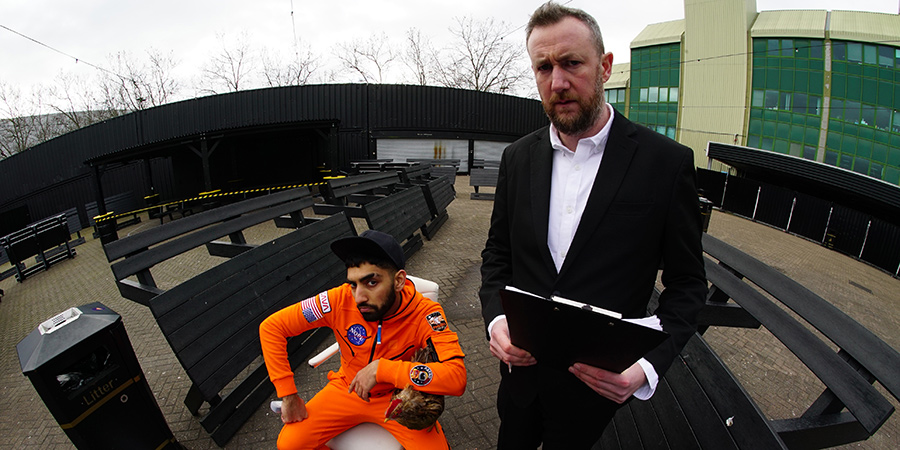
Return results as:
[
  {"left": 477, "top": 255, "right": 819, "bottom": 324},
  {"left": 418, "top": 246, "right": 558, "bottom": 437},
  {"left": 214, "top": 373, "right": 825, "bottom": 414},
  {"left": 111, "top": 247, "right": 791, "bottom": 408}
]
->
[{"left": 491, "top": 103, "right": 659, "bottom": 400}]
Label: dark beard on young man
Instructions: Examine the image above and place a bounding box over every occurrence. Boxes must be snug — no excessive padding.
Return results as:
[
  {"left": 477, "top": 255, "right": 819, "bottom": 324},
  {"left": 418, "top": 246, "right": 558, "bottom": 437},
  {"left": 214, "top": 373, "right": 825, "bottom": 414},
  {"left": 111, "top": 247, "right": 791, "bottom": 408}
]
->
[{"left": 359, "top": 288, "right": 397, "bottom": 321}]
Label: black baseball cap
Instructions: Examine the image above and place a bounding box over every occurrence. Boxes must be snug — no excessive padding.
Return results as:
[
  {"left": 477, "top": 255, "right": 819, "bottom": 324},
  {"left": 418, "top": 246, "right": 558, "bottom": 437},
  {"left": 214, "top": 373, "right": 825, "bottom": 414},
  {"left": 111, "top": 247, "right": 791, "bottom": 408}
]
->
[{"left": 330, "top": 229, "right": 405, "bottom": 270}]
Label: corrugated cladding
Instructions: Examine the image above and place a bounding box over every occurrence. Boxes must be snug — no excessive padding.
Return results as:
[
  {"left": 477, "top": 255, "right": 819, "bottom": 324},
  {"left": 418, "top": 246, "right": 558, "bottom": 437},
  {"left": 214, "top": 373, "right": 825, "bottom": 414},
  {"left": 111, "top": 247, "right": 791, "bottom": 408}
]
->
[
  {"left": 751, "top": 10, "right": 827, "bottom": 38},
  {"left": 1, "top": 84, "right": 546, "bottom": 213},
  {"left": 829, "top": 10, "right": 900, "bottom": 45},
  {"left": 630, "top": 20, "right": 684, "bottom": 49},
  {"left": 708, "top": 142, "right": 900, "bottom": 220},
  {"left": 368, "top": 85, "right": 544, "bottom": 137},
  {"left": 607, "top": 63, "right": 630, "bottom": 90},
  {"left": 679, "top": 0, "right": 753, "bottom": 165}
]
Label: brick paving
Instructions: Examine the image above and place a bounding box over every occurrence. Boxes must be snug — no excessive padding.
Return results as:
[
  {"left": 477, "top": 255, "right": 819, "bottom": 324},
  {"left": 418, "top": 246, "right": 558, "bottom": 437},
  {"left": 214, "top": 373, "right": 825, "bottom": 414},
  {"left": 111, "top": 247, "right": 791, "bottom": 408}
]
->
[{"left": 0, "top": 177, "right": 897, "bottom": 449}]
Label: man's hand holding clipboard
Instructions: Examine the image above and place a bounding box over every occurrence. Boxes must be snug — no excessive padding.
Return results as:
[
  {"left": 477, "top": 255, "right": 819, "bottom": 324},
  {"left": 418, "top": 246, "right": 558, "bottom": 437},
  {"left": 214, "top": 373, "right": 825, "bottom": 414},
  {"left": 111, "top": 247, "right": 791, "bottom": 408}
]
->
[{"left": 498, "top": 287, "right": 670, "bottom": 403}]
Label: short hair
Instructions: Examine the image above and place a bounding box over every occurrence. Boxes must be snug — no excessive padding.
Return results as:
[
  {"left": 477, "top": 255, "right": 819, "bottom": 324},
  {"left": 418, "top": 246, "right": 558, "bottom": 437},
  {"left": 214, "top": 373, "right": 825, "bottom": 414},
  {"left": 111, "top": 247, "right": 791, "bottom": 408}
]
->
[{"left": 526, "top": 2, "right": 605, "bottom": 57}]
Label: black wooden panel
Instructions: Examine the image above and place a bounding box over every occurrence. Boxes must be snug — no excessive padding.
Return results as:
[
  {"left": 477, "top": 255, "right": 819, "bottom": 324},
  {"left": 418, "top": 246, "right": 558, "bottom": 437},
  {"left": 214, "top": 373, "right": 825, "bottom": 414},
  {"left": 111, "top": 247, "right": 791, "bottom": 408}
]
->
[
  {"left": 426, "top": 176, "right": 455, "bottom": 214},
  {"left": 628, "top": 394, "right": 669, "bottom": 449},
  {"left": 825, "top": 204, "right": 868, "bottom": 257},
  {"left": 610, "top": 402, "right": 642, "bottom": 448},
  {"left": 703, "top": 234, "right": 900, "bottom": 403},
  {"left": 696, "top": 169, "right": 727, "bottom": 207},
  {"left": 787, "top": 193, "right": 831, "bottom": 243},
  {"left": 754, "top": 183, "right": 794, "bottom": 230},
  {"left": 364, "top": 186, "right": 431, "bottom": 244},
  {"left": 663, "top": 352, "right": 740, "bottom": 449},
  {"left": 680, "top": 335, "right": 786, "bottom": 448},
  {"left": 860, "top": 218, "right": 900, "bottom": 275},
  {"left": 721, "top": 177, "right": 759, "bottom": 219},
  {"left": 111, "top": 196, "right": 314, "bottom": 281},
  {"left": 646, "top": 376, "right": 701, "bottom": 449},
  {"left": 704, "top": 259, "right": 892, "bottom": 435},
  {"left": 151, "top": 213, "right": 354, "bottom": 399},
  {"left": 105, "top": 187, "right": 311, "bottom": 261}
]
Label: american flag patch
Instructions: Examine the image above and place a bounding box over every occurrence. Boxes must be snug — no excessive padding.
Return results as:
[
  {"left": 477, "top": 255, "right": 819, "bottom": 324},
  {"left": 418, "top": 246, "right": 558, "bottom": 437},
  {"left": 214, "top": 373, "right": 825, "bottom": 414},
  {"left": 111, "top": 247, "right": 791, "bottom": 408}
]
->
[{"left": 301, "top": 296, "right": 323, "bottom": 323}]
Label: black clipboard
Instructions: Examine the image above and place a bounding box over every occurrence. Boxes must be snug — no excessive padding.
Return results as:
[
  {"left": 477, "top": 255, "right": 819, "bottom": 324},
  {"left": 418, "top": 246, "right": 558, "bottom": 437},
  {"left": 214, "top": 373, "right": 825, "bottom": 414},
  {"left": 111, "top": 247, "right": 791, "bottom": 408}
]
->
[{"left": 499, "top": 287, "right": 669, "bottom": 373}]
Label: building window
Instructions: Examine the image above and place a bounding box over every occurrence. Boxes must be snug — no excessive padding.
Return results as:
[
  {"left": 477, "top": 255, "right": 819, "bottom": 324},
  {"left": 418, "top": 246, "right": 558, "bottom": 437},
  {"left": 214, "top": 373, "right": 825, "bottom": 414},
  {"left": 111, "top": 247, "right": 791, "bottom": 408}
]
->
[
  {"left": 629, "top": 42, "right": 680, "bottom": 138},
  {"left": 824, "top": 40, "right": 900, "bottom": 185}
]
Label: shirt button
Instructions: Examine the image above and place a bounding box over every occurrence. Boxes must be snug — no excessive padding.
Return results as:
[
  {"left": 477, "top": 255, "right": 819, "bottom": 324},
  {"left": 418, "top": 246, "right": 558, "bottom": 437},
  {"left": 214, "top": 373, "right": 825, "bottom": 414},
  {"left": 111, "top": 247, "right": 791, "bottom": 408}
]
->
[
  {"left": 566, "top": 206, "right": 574, "bottom": 214},
  {"left": 574, "top": 164, "right": 581, "bottom": 171}
]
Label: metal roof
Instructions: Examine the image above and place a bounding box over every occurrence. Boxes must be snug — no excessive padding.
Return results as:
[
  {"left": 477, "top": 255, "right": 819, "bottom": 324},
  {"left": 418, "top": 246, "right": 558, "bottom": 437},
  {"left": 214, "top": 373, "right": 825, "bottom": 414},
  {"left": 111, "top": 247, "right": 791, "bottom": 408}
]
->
[
  {"left": 829, "top": 10, "right": 900, "bottom": 45},
  {"left": 707, "top": 142, "right": 900, "bottom": 223},
  {"left": 607, "top": 63, "right": 630, "bottom": 89},
  {"left": 630, "top": 19, "right": 684, "bottom": 49},
  {"left": 751, "top": 10, "right": 827, "bottom": 38}
]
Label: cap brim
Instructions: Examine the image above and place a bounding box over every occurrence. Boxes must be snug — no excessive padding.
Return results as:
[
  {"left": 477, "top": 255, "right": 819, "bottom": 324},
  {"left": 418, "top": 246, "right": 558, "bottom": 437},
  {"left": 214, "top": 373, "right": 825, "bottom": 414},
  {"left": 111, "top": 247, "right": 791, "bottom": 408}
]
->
[{"left": 330, "top": 236, "right": 400, "bottom": 268}]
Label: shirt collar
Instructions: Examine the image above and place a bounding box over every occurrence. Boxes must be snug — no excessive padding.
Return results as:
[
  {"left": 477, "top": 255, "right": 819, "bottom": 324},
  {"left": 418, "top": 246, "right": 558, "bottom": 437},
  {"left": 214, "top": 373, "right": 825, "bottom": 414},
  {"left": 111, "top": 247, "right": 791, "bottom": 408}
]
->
[{"left": 549, "top": 103, "right": 615, "bottom": 155}]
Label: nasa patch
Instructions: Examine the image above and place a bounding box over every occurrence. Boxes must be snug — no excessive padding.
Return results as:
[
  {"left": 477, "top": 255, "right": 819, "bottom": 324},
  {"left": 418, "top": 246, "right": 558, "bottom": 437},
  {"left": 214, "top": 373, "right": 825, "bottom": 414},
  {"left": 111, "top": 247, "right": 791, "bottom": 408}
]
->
[
  {"left": 409, "top": 364, "right": 433, "bottom": 387},
  {"left": 318, "top": 291, "right": 331, "bottom": 314},
  {"left": 346, "top": 324, "right": 369, "bottom": 346},
  {"left": 426, "top": 311, "right": 447, "bottom": 331}
]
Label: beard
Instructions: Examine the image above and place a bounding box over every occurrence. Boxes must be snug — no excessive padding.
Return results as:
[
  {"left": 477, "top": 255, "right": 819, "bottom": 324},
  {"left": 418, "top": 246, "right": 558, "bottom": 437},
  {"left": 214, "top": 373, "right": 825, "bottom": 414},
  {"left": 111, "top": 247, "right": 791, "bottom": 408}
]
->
[
  {"left": 544, "top": 75, "right": 606, "bottom": 136},
  {"left": 358, "top": 288, "right": 397, "bottom": 322}
]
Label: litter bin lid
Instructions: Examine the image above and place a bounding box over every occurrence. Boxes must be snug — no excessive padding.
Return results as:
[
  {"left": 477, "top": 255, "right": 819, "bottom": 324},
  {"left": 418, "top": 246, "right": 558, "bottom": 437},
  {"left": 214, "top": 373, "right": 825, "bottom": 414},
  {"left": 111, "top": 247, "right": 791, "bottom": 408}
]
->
[{"left": 17, "top": 302, "right": 120, "bottom": 374}]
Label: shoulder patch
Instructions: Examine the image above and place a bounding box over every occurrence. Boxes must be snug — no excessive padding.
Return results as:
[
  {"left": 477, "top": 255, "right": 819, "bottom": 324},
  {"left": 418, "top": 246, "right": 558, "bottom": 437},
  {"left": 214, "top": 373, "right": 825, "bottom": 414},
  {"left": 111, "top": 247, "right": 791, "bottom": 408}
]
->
[
  {"left": 409, "top": 364, "right": 433, "bottom": 387},
  {"left": 301, "top": 296, "right": 323, "bottom": 323},
  {"left": 426, "top": 311, "right": 447, "bottom": 331},
  {"left": 318, "top": 291, "right": 331, "bottom": 314}
]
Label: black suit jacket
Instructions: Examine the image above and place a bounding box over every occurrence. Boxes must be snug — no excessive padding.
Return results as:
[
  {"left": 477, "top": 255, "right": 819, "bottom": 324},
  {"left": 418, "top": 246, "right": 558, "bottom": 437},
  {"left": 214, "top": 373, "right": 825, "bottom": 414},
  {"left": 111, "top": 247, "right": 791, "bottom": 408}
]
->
[{"left": 480, "top": 110, "right": 707, "bottom": 403}]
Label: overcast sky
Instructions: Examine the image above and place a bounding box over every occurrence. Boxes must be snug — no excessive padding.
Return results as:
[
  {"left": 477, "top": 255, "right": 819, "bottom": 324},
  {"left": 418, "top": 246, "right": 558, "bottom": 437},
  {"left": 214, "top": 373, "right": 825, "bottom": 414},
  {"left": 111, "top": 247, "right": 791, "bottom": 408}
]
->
[{"left": 1, "top": 0, "right": 898, "bottom": 96}]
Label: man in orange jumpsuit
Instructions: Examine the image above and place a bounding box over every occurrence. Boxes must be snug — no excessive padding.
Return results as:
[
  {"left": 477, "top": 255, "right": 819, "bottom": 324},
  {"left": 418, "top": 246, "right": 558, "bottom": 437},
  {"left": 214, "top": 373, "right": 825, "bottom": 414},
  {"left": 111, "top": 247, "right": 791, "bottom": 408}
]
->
[{"left": 260, "top": 229, "right": 467, "bottom": 449}]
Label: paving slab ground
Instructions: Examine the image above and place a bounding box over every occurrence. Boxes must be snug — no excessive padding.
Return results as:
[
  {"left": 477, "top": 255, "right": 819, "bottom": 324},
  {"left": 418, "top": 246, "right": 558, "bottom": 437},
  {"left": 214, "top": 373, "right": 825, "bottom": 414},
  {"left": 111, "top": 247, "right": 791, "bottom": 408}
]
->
[{"left": 1, "top": 177, "right": 897, "bottom": 449}]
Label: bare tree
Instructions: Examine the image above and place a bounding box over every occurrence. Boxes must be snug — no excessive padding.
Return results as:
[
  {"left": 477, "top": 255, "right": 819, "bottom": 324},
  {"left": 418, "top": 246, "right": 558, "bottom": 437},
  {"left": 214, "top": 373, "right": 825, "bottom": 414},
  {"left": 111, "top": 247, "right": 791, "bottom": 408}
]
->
[
  {"left": 336, "top": 33, "right": 397, "bottom": 84},
  {"left": 403, "top": 28, "right": 433, "bottom": 86},
  {"left": 199, "top": 32, "right": 256, "bottom": 94},
  {"left": 261, "top": 39, "right": 318, "bottom": 87},
  {"left": 434, "top": 16, "right": 528, "bottom": 94},
  {"left": 99, "top": 49, "right": 180, "bottom": 114},
  {"left": 0, "top": 80, "right": 39, "bottom": 158},
  {"left": 47, "top": 71, "right": 106, "bottom": 132}
]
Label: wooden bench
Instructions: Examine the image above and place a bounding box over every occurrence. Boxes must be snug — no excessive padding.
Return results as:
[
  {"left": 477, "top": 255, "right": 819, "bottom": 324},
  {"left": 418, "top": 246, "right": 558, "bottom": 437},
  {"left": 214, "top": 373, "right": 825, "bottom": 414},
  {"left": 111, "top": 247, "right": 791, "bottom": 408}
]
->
[
  {"left": 0, "top": 214, "right": 77, "bottom": 282},
  {"left": 86, "top": 191, "right": 141, "bottom": 233},
  {"left": 599, "top": 234, "right": 900, "bottom": 449},
  {"left": 470, "top": 167, "right": 499, "bottom": 200},
  {"left": 395, "top": 164, "right": 455, "bottom": 240},
  {"left": 351, "top": 159, "right": 393, "bottom": 173},
  {"left": 312, "top": 171, "right": 402, "bottom": 216},
  {"left": 313, "top": 184, "right": 432, "bottom": 261},
  {"left": 471, "top": 158, "right": 501, "bottom": 169},
  {"left": 149, "top": 213, "right": 355, "bottom": 446},
  {"left": 361, "top": 186, "right": 433, "bottom": 259},
  {"left": 409, "top": 158, "right": 459, "bottom": 185},
  {"left": 104, "top": 187, "right": 314, "bottom": 306}
]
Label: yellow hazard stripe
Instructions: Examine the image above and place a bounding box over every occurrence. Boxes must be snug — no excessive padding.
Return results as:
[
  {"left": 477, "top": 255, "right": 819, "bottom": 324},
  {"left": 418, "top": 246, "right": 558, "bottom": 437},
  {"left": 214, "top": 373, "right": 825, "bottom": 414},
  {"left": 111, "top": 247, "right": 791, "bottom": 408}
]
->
[
  {"left": 95, "top": 182, "right": 328, "bottom": 223},
  {"left": 60, "top": 376, "right": 140, "bottom": 429}
]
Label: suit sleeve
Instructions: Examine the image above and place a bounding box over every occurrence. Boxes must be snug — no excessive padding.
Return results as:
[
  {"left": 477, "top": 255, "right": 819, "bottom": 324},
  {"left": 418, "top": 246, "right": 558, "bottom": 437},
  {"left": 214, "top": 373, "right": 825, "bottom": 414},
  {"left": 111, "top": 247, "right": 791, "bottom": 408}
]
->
[
  {"left": 259, "top": 290, "right": 333, "bottom": 398},
  {"left": 644, "top": 148, "right": 707, "bottom": 375},
  {"left": 376, "top": 305, "right": 467, "bottom": 396},
  {"left": 479, "top": 148, "right": 513, "bottom": 335}
]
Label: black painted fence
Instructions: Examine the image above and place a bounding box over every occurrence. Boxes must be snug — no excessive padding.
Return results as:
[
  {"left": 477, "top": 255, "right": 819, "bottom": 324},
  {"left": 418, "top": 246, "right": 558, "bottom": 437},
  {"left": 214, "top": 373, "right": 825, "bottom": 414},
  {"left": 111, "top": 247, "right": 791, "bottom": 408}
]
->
[{"left": 698, "top": 168, "right": 900, "bottom": 277}]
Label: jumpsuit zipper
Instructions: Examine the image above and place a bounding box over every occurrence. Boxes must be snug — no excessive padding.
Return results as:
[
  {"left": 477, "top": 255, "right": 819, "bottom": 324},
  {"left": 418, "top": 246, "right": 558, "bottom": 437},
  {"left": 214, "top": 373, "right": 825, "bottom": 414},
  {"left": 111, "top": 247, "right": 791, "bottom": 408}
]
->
[{"left": 368, "top": 320, "right": 383, "bottom": 363}]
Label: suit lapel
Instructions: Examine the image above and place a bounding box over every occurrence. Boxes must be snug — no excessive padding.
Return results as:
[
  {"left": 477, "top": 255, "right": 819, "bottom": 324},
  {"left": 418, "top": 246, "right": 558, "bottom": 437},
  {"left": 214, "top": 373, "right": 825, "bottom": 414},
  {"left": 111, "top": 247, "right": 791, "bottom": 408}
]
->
[
  {"left": 528, "top": 129, "right": 557, "bottom": 275},
  {"left": 558, "top": 112, "right": 638, "bottom": 279}
]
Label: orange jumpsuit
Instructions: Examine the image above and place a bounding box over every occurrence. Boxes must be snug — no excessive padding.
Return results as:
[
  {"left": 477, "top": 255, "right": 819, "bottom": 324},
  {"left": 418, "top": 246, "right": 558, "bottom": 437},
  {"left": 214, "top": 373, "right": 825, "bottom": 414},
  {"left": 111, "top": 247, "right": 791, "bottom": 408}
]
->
[{"left": 260, "top": 279, "right": 466, "bottom": 449}]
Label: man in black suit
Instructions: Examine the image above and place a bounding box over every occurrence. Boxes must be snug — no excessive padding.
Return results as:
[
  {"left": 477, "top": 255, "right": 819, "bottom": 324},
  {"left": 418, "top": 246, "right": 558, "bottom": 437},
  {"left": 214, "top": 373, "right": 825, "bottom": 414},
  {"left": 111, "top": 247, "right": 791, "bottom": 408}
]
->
[{"left": 479, "top": 3, "right": 707, "bottom": 448}]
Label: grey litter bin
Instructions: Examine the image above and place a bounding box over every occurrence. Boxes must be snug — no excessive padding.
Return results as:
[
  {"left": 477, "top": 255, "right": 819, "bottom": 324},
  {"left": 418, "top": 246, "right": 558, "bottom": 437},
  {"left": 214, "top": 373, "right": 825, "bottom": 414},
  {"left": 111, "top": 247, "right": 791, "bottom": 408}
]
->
[{"left": 17, "top": 302, "right": 179, "bottom": 449}]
